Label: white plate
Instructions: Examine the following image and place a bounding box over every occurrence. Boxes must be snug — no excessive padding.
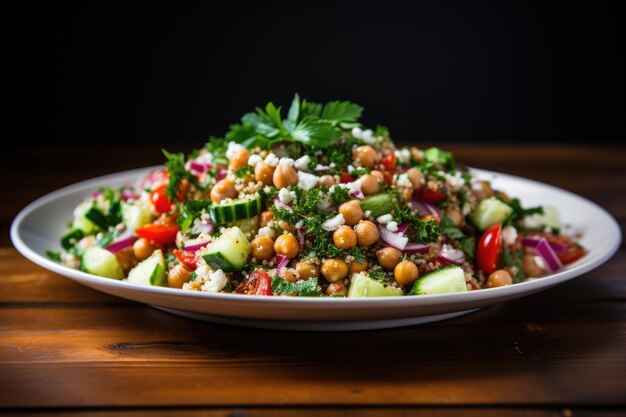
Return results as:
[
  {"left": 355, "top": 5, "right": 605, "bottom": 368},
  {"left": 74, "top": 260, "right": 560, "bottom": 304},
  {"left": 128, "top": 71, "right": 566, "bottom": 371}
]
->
[{"left": 11, "top": 167, "right": 621, "bottom": 331}]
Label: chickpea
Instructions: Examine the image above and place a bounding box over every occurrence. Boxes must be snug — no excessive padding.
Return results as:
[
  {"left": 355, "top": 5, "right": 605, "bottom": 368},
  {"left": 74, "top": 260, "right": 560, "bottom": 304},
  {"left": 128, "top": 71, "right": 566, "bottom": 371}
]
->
[
  {"left": 320, "top": 258, "right": 349, "bottom": 283},
  {"left": 133, "top": 238, "right": 156, "bottom": 261},
  {"left": 210, "top": 178, "right": 237, "bottom": 203},
  {"left": 354, "top": 220, "right": 380, "bottom": 246},
  {"left": 360, "top": 174, "right": 381, "bottom": 196},
  {"left": 349, "top": 259, "right": 368, "bottom": 274},
  {"left": 326, "top": 282, "right": 348, "bottom": 297},
  {"left": 406, "top": 167, "right": 423, "bottom": 189},
  {"left": 371, "top": 170, "right": 384, "bottom": 183},
  {"left": 446, "top": 209, "right": 464, "bottom": 228},
  {"left": 254, "top": 162, "right": 275, "bottom": 186},
  {"left": 229, "top": 149, "right": 250, "bottom": 171},
  {"left": 376, "top": 247, "right": 402, "bottom": 270},
  {"left": 168, "top": 264, "right": 191, "bottom": 288},
  {"left": 318, "top": 175, "right": 335, "bottom": 186},
  {"left": 353, "top": 145, "right": 380, "bottom": 168},
  {"left": 280, "top": 267, "right": 298, "bottom": 283},
  {"left": 410, "top": 146, "right": 424, "bottom": 163},
  {"left": 251, "top": 236, "right": 275, "bottom": 261},
  {"left": 333, "top": 226, "right": 357, "bottom": 250},
  {"left": 259, "top": 210, "right": 275, "bottom": 227},
  {"left": 295, "top": 260, "right": 319, "bottom": 280},
  {"left": 421, "top": 214, "right": 441, "bottom": 224},
  {"left": 277, "top": 220, "right": 295, "bottom": 233},
  {"left": 114, "top": 247, "right": 137, "bottom": 273},
  {"left": 273, "top": 164, "right": 298, "bottom": 189},
  {"left": 338, "top": 200, "right": 363, "bottom": 225},
  {"left": 522, "top": 253, "right": 543, "bottom": 278},
  {"left": 394, "top": 260, "right": 419, "bottom": 286},
  {"left": 274, "top": 233, "right": 300, "bottom": 259},
  {"left": 487, "top": 269, "right": 513, "bottom": 288}
]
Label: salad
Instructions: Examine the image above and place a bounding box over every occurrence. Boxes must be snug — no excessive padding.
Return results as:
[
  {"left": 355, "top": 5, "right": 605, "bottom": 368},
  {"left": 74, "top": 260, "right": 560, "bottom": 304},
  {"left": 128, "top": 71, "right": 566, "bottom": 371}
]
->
[{"left": 51, "top": 95, "right": 586, "bottom": 297}]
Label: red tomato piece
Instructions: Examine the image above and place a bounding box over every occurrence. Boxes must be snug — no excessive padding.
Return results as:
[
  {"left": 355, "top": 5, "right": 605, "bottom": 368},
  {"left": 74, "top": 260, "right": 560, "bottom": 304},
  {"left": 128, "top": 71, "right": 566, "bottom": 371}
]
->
[
  {"left": 236, "top": 269, "right": 272, "bottom": 296},
  {"left": 557, "top": 246, "right": 586, "bottom": 265},
  {"left": 173, "top": 249, "right": 199, "bottom": 270},
  {"left": 476, "top": 223, "right": 503, "bottom": 274},
  {"left": 150, "top": 185, "right": 174, "bottom": 214},
  {"left": 340, "top": 172, "right": 356, "bottom": 183},
  {"left": 135, "top": 224, "right": 180, "bottom": 246},
  {"left": 415, "top": 186, "right": 447, "bottom": 203},
  {"left": 381, "top": 152, "right": 397, "bottom": 170}
]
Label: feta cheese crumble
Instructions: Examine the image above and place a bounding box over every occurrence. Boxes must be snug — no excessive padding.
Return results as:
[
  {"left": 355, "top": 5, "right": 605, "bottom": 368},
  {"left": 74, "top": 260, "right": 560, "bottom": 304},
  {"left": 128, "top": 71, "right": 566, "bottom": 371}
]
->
[
  {"left": 248, "top": 154, "right": 263, "bottom": 166},
  {"left": 294, "top": 155, "right": 311, "bottom": 171},
  {"left": 322, "top": 214, "right": 345, "bottom": 231},
  {"left": 297, "top": 171, "right": 319, "bottom": 191},
  {"left": 377, "top": 214, "right": 393, "bottom": 224},
  {"left": 502, "top": 226, "right": 518, "bottom": 245},
  {"left": 264, "top": 153, "right": 279, "bottom": 167},
  {"left": 225, "top": 141, "right": 245, "bottom": 160}
]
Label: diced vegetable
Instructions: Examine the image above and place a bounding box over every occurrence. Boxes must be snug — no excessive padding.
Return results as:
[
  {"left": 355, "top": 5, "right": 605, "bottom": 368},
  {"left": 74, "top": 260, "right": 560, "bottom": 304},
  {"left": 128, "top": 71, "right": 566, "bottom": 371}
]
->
[
  {"left": 360, "top": 194, "right": 394, "bottom": 219},
  {"left": 82, "top": 247, "right": 124, "bottom": 279},
  {"left": 122, "top": 202, "right": 153, "bottom": 233},
  {"left": 470, "top": 197, "right": 512, "bottom": 231},
  {"left": 209, "top": 197, "right": 262, "bottom": 225},
  {"left": 72, "top": 201, "right": 98, "bottom": 234},
  {"left": 348, "top": 273, "right": 403, "bottom": 297},
  {"left": 203, "top": 227, "right": 250, "bottom": 271},
  {"left": 127, "top": 249, "right": 167, "bottom": 286},
  {"left": 410, "top": 266, "right": 468, "bottom": 295}
]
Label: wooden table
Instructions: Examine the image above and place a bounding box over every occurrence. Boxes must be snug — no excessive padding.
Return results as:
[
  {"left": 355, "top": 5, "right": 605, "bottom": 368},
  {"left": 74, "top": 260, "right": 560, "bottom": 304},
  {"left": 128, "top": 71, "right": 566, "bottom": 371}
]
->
[{"left": 2, "top": 144, "right": 625, "bottom": 416}]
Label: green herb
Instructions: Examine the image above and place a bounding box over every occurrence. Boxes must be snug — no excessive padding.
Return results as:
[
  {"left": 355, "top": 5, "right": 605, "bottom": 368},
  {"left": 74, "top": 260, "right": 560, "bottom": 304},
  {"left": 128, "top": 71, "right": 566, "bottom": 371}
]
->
[
  {"left": 177, "top": 200, "right": 213, "bottom": 233},
  {"left": 96, "top": 231, "right": 117, "bottom": 248},
  {"left": 235, "top": 165, "right": 254, "bottom": 178},
  {"left": 205, "top": 136, "right": 229, "bottom": 165},
  {"left": 374, "top": 125, "right": 390, "bottom": 138},
  {"left": 501, "top": 246, "right": 525, "bottom": 283},
  {"left": 460, "top": 238, "right": 476, "bottom": 260},
  {"left": 424, "top": 147, "right": 455, "bottom": 171},
  {"left": 61, "top": 228, "right": 84, "bottom": 250},
  {"left": 367, "top": 270, "right": 388, "bottom": 282},
  {"left": 439, "top": 215, "right": 466, "bottom": 240},
  {"left": 162, "top": 150, "right": 187, "bottom": 202},
  {"left": 166, "top": 251, "right": 178, "bottom": 266},
  {"left": 330, "top": 185, "right": 350, "bottom": 206},
  {"left": 349, "top": 246, "right": 366, "bottom": 264},
  {"left": 271, "top": 276, "right": 322, "bottom": 296},
  {"left": 45, "top": 250, "right": 61, "bottom": 261},
  {"left": 350, "top": 167, "right": 371, "bottom": 177},
  {"left": 394, "top": 206, "right": 441, "bottom": 243},
  {"left": 503, "top": 197, "right": 544, "bottom": 228},
  {"left": 189, "top": 271, "right": 198, "bottom": 282}
]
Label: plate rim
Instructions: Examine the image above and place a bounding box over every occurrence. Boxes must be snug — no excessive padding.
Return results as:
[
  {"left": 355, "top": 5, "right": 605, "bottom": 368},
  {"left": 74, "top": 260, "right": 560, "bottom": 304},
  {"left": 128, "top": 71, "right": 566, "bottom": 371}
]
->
[{"left": 10, "top": 165, "right": 622, "bottom": 308}]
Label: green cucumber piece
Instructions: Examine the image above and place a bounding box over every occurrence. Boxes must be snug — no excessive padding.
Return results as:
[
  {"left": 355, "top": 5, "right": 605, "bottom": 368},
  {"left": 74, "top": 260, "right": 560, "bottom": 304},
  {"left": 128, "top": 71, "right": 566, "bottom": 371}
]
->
[
  {"left": 348, "top": 272, "right": 403, "bottom": 297},
  {"left": 127, "top": 249, "right": 167, "bottom": 286},
  {"left": 82, "top": 247, "right": 124, "bottom": 279},
  {"left": 122, "top": 202, "right": 153, "bottom": 233},
  {"left": 470, "top": 197, "right": 513, "bottom": 231},
  {"left": 410, "top": 265, "right": 468, "bottom": 295},
  {"left": 85, "top": 207, "right": 110, "bottom": 230},
  {"left": 73, "top": 201, "right": 98, "bottom": 234},
  {"left": 360, "top": 194, "right": 395, "bottom": 219},
  {"left": 542, "top": 206, "right": 561, "bottom": 230},
  {"left": 424, "top": 147, "right": 455, "bottom": 170},
  {"left": 209, "top": 197, "right": 262, "bottom": 225},
  {"left": 203, "top": 227, "right": 250, "bottom": 271},
  {"left": 61, "top": 228, "right": 84, "bottom": 250}
]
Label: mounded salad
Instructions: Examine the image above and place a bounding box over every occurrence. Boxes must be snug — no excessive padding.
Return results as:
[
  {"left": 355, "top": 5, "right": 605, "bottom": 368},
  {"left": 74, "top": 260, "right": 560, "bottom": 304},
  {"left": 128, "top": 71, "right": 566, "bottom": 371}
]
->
[{"left": 50, "top": 95, "right": 586, "bottom": 297}]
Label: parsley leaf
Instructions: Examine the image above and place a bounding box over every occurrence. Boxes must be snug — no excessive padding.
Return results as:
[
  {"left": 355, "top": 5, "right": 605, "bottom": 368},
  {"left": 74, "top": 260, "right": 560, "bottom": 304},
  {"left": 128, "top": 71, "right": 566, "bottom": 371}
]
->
[
  {"left": 394, "top": 205, "right": 441, "bottom": 243},
  {"left": 271, "top": 276, "right": 322, "bottom": 296},
  {"left": 460, "top": 238, "right": 476, "bottom": 260},
  {"left": 330, "top": 186, "right": 351, "bottom": 206},
  {"left": 502, "top": 246, "right": 525, "bottom": 283},
  {"left": 45, "top": 250, "right": 61, "bottom": 261},
  {"left": 439, "top": 215, "right": 466, "bottom": 240},
  {"left": 178, "top": 200, "right": 212, "bottom": 233},
  {"left": 162, "top": 150, "right": 186, "bottom": 202},
  {"left": 424, "top": 147, "right": 456, "bottom": 171},
  {"left": 235, "top": 165, "right": 254, "bottom": 178},
  {"left": 320, "top": 100, "right": 363, "bottom": 125}
]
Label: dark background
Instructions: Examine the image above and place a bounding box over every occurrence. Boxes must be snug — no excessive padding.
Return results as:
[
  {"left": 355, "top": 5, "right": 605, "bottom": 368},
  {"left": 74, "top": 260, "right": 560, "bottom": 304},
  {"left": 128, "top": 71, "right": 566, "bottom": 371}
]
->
[{"left": 9, "top": 1, "right": 625, "bottom": 148}]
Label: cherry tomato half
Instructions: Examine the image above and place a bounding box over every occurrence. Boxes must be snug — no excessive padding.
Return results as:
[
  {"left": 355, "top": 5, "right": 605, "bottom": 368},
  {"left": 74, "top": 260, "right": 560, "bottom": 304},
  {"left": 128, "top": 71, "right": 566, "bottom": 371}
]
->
[
  {"left": 476, "top": 223, "right": 503, "bottom": 274},
  {"left": 236, "top": 269, "right": 272, "bottom": 296},
  {"left": 381, "top": 152, "right": 397, "bottom": 171},
  {"left": 173, "top": 249, "right": 199, "bottom": 270},
  {"left": 340, "top": 172, "right": 356, "bottom": 183},
  {"left": 135, "top": 224, "right": 180, "bottom": 246},
  {"left": 557, "top": 246, "right": 586, "bottom": 265},
  {"left": 150, "top": 185, "right": 174, "bottom": 214},
  {"left": 414, "top": 186, "right": 447, "bottom": 204}
]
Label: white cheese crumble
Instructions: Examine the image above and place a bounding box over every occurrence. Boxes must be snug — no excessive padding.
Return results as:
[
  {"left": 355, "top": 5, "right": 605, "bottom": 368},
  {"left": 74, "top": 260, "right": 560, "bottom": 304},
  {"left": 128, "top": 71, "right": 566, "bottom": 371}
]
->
[
  {"left": 351, "top": 127, "right": 380, "bottom": 145},
  {"left": 502, "top": 226, "right": 518, "bottom": 245},
  {"left": 386, "top": 221, "right": 399, "bottom": 232},
  {"left": 322, "top": 213, "right": 345, "bottom": 231},
  {"left": 278, "top": 188, "right": 297, "bottom": 204},
  {"left": 339, "top": 179, "right": 363, "bottom": 199},
  {"left": 445, "top": 171, "right": 465, "bottom": 192},
  {"left": 201, "top": 269, "right": 228, "bottom": 293},
  {"left": 257, "top": 226, "right": 276, "bottom": 239},
  {"left": 297, "top": 171, "right": 319, "bottom": 191},
  {"left": 440, "top": 244, "right": 464, "bottom": 259},
  {"left": 533, "top": 256, "right": 546, "bottom": 271},
  {"left": 264, "top": 153, "right": 279, "bottom": 167},
  {"left": 364, "top": 210, "right": 372, "bottom": 218},
  {"left": 278, "top": 157, "right": 295, "bottom": 167},
  {"left": 395, "top": 173, "right": 411, "bottom": 188},
  {"left": 225, "top": 141, "right": 245, "bottom": 160},
  {"left": 395, "top": 148, "right": 411, "bottom": 165},
  {"left": 248, "top": 154, "right": 263, "bottom": 166},
  {"left": 377, "top": 214, "right": 393, "bottom": 224},
  {"left": 294, "top": 155, "right": 311, "bottom": 171},
  {"left": 524, "top": 214, "right": 544, "bottom": 229}
]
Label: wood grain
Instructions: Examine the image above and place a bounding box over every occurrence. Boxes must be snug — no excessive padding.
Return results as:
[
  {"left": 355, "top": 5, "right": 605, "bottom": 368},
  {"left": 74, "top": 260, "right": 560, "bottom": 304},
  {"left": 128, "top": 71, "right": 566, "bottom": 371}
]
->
[{"left": 1, "top": 144, "right": 625, "bottom": 413}]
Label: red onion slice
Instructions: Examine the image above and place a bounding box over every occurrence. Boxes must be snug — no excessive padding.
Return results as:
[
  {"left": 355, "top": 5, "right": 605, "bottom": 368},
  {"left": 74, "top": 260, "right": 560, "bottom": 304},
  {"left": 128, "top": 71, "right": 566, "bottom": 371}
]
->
[
  {"left": 106, "top": 235, "right": 136, "bottom": 254},
  {"left": 397, "top": 223, "right": 410, "bottom": 235},
  {"left": 522, "top": 237, "right": 562, "bottom": 273},
  {"left": 379, "top": 227, "right": 409, "bottom": 250},
  {"left": 189, "top": 161, "right": 210, "bottom": 174},
  {"left": 410, "top": 197, "right": 441, "bottom": 218},
  {"left": 184, "top": 239, "right": 211, "bottom": 252},
  {"left": 122, "top": 189, "right": 138, "bottom": 201},
  {"left": 275, "top": 254, "right": 289, "bottom": 272},
  {"left": 403, "top": 243, "right": 430, "bottom": 254}
]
